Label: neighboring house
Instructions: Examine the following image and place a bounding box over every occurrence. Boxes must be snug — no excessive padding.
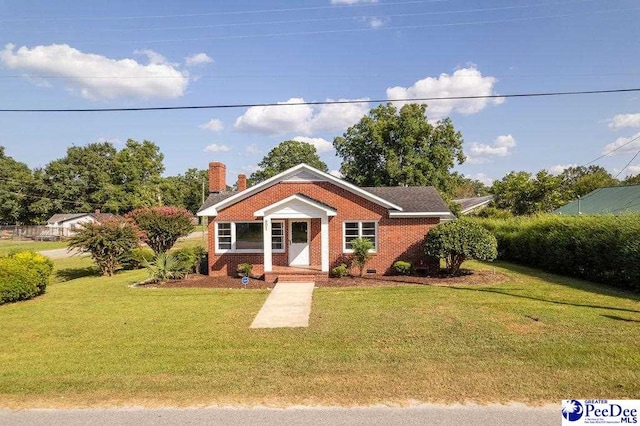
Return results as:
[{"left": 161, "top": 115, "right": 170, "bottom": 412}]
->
[
  {"left": 44, "top": 210, "right": 115, "bottom": 239},
  {"left": 453, "top": 195, "right": 494, "bottom": 215},
  {"left": 555, "top": 184, "right": 640, "bottom": 215},
  {"left": 197, "top": 162, "right": 454, "bottom": 282}
]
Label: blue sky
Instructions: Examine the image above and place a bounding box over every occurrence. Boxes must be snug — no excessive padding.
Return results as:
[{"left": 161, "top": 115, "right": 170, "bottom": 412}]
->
[{"left": 1, "top": 0, "right": 639, "bottom": 185}]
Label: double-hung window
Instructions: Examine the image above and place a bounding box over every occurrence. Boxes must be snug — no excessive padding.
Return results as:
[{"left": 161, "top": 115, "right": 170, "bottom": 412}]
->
[
  {"left": 343, "top": 221, "right": 378, "bottom": 252},
  {"left": 216, "top": 221, "right": 285, "bottom": 253}
]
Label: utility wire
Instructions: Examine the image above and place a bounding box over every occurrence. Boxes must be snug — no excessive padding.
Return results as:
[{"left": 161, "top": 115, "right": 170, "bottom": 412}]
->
[
  {"left": 18, "top": 0, "right": 604, "bottom": 33},
  {"left": 1, "top": 87, "right": 639, "bottom": 113},
  {"left": 0, "top": 0, "right": 446, "bottom": 23}
]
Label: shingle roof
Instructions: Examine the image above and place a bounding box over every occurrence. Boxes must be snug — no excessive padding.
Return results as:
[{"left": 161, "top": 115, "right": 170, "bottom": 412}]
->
[
  {"left": 555, "top": 185, "right": 640, "bottom": 215},
  {"left": 47, "top": 213, "right": 89, "bottom": 224},
  {"left": 47, "top": 212, "right": 117, "bottom": 224},
  {"left": 198, "top": 185, "right": 451, "bottom": 215},
  {"left": 453, "top": 195, "right": 494, "bottom": 213},
  {"left": 363, "top": 186, "right": 451, "bottom": 213},
  {"left": 198, "top": 191, "right": 237, "bottom": 213}
]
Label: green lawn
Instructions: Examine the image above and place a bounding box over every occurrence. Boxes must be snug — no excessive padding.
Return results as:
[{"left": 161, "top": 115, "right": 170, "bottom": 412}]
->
[
  {"left": 0, "top": 257, "right": 638, "bottom": 408},
  {"left": 0, "top": 239, "right": 68, "bottom": 256}
]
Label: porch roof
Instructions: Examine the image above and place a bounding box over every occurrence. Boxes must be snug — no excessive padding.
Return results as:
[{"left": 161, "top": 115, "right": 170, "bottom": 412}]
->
[{"left": 254, "top": 194, "right": 337, "bottom": 218}]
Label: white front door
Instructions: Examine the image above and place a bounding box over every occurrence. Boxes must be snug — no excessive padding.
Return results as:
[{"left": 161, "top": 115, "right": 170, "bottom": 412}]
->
[{"left": 288, "top": 220, "right": 310, "bottom": 266}]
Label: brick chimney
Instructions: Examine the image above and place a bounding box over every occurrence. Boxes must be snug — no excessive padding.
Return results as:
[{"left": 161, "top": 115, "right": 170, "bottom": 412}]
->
[
  {"left": 237, "top": 174, "right": 247, "bottom": 192},
  {"left": 209, "top": 162, "right": 226, "bottom": 193}
]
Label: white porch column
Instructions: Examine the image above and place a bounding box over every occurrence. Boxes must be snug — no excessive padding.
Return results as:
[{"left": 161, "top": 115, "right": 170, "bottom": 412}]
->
[
  {"left": 263, "top": 215, "right": 272, "bottom": 272},
  {"left": 321, "top": 215, "right": 329, "bottom": 272}
]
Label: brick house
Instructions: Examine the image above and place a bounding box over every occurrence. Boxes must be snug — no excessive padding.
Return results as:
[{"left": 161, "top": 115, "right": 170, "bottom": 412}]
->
[{"left": 197, "top": 162, "right": 453, "bottom": 282}]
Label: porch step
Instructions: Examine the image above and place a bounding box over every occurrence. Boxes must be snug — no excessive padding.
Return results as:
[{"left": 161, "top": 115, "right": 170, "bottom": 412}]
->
[
  {"left": 277, "top": 274, "right": 322, "bottom": 283},
  {"left": 264, "top": 272, "right": 329, "bottom": 284}
]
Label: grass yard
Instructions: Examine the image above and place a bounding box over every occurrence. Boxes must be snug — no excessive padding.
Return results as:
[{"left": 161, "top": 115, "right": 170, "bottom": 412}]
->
[
  {"left": 0, "top": 239, "right": 68, "bottom": 256},
  {"left": 0, "top": 257, "right": 638, "bottom": 408}
]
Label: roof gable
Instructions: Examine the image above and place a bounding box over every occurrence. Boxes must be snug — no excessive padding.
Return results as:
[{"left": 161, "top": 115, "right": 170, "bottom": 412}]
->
[{"left": 197, "top": 164, "right": 403, "bottom": 216}]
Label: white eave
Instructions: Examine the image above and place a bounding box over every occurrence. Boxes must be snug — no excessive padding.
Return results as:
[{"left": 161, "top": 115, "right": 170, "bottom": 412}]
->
[{"left": 197, "top": 163, "right": 403, "bottom": 216}]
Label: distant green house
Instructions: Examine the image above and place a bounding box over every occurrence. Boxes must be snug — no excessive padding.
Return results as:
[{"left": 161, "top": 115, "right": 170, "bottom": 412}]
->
[{"left": 555, "top": 184, "right": 640, "bottom": 215}]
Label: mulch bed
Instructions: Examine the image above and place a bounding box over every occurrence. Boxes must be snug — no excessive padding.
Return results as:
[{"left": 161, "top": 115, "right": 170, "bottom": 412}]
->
[{"left": 149, "top": 269, "right": 508, "bottom": 289}]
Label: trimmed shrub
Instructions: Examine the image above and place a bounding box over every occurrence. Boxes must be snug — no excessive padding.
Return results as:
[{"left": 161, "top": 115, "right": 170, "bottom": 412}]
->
[
  {"left": 350, "top": 238, "right": 375, "bottom": 277},
  {"left": 424, "top": 218, "right": 498, "bottom": 274},
  {"left": 0, "top": 251, "right": 53, "bottom": 304},
  {"left": 475, "top": 214, "right": 640, "bottom": 291},
  {"left": 393, "top": 260, "right": 413, "bottom": 276},
  {"left": 237, "top": 263, "right": 253, "bottom": 278},
  {"left": 126, "top": 206, "right": 194, "bottom": 254},
  {"left": 331, "top": 263, "right": 349, "bottom": 278},
  {"left": 173, "top": 246, "right": 206, "bottom": 274},
  {"left": 120, "top": 248, "right": 155, "bottom": 270}
]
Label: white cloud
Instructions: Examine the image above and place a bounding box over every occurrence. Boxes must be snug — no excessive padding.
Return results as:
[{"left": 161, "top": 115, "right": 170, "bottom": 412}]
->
[
  {"left": 609, "top": 113, "right": 640, "bottom": 130},
  {"left": 329, "top": 169, "right": 344, "bottom": 178},
  {"left": 602, "top": 132, "right": 640, "bottom": 156},
  {"left": 386, "top": 67, "right": 502, "bottom": 120},
  {"left": 240, "top": 164, "right": 259, "bottom": 174},
  {"left": 624, "top": 164, "right": 640, "bottom": 177},
  {"left": 234, "top": 97, "right": 369, "bottom": 135},
  {"left": 0, "top": 43, "right": 188, "bottom": 100},
  {"left": 199, "top": 119, "right": 224, "bottom": 132},
  {"left": 293, "top": 136, "right": 334, "bottom": 153},
  {"left": 465, "top": 173, "right": 495, "bottom": 187},
  {"left": 245, "top": 144, "right": 262, "bottom": 155},
  {"left": 133, "top": 49, "right": 168, "bottom": 65},
  {"left": 331, "top": 0, "right": 377, "bottom": 4},
  {"left": 466, "top": 134, "right": 516, "bottom": 164},
  {"left": 185, "top": 53, "right": 213, "bottom": 67},
  {"left": 548, "top": 164, "right": 578, "bottom": 175},
  {"left": 203, "top": 143, "right": 230, "bottom": 153}
]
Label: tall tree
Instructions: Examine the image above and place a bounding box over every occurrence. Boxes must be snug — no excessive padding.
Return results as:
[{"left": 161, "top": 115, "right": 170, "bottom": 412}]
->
[
  {"left": 113, "top": 139, "right": 165, "bottom": 211},
  {"left": 250, "top": 140, "right": 328, "bottom": 184},
  {"left": 0, "top": 147, "right": 34, "bottom": 223},
  {"left": 491, "top": 170, "right": 565, "bottom": 215},
  {"left": 333, "top": 103, "right": 465, "bottom": 194},
  {"left": 559, "top": 165, "right": 618, "bottom": 198}
]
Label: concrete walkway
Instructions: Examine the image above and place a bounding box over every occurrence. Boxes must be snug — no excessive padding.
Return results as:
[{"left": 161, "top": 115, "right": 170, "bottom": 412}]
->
[{"left": 250, "top": 282, "right": 315, "bottom": 328}]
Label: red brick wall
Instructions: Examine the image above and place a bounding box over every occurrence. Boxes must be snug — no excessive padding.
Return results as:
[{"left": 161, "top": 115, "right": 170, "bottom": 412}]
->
[
  {"left": 207, "top": 182, "right": 440, "bottom": 276},
  {"left": 208, "top": 162, "right": 226, "bottom": 192}
]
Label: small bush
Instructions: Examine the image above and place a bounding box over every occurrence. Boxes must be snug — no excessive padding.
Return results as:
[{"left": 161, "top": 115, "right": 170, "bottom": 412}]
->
[
  {"left": 143, "top": 252, "right": 189, "bottom": 283},
  {"left": 393, "top": 260, "right": 413, "bottom": 275},
  {"left": 331, "top": 263, "right": 349, "bottom": 277},
  {"left": 350, "top": 238, "right": 375, "bottom": 277},
  {"left": 174, "top": 246, "right": 206, "bottom": 274},
  {"left": 237, "top": 263, "right": 253, "bottom": 277},
  {"left": 0, "top": 251, "right": 53, "bottom": 304},
  {"left": 120, "top": 248, "right": 155, "bottom": 270},
  {"left": 424, "top": 218, "right": 497, "bottom": 274}
]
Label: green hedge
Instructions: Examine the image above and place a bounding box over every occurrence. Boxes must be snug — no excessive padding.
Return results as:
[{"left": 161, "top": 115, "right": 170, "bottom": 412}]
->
[
  {"left": 475, "top": 215, "right": 640, "bottom": 291},
  {"left": 0, "top": 251, "right": 54, "bottom": 305}
]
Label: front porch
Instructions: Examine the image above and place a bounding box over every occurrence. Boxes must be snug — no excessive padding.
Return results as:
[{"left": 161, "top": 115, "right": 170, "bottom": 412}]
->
[
  {"left": 255, "top": 194, "right": 336, "bottom": 282},
  {"left": 264, "top": 265, "right": 329, "bottom": 284}
]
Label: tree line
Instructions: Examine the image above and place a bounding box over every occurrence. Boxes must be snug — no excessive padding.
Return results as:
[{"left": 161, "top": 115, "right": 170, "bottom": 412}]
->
[{"left": 1, "top": 103, "right": 638, "bottom": 224}]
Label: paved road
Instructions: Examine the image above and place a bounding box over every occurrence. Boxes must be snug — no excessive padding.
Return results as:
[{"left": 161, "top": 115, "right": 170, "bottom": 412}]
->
[{"left": 0, "top": 405, "right": 558, "bottom": 425}]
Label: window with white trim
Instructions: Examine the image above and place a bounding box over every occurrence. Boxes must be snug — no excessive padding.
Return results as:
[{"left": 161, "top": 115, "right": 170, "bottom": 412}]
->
[
  {"left": 215, "top": 221, "right": 285, "bottom": 253},
  {"left": 343, "top": 221, "right": 378, "bottom": 252}
]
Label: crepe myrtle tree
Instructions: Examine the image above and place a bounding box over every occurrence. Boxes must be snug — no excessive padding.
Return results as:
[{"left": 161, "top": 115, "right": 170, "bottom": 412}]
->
[
  {"left": 126, "top": 206, "right": 195, "bottom": 254},
  {"left": 423, "top": 218, "right": 497, "bottom": 274}
]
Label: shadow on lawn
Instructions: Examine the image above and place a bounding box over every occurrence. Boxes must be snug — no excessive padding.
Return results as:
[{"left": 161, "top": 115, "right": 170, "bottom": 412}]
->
[
  {"left": 54, "top": 266, "right": 98, "bottom": 282},
  {"left": 484, "top": 261, "right": 640, "bottom": 302},
  {"left": 448, "top": 286, "right": 640, "bottom": 314},
  {"left": 602, "top": 314, "right": 640, "bottom": 323}
]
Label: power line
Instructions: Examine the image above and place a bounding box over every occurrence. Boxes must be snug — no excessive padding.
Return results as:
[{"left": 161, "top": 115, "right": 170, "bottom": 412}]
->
[
  {"left": 1, "top": 87, "right": 639, "bottom": 113},
  {"left": 0, "top": 0, "right": 445, "bottom": 23},
  {"left": 18, "top": 0, "right": 603, "bottom": 34},
  {"left": 583, "top": 134, "right": 640, "bottom": 166},
  {"left": 67, "top": 7, "right": 637, "bottom": 45}
]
